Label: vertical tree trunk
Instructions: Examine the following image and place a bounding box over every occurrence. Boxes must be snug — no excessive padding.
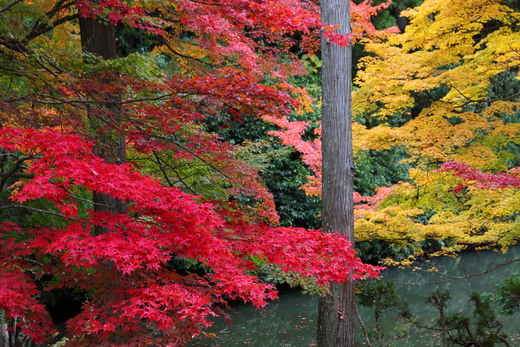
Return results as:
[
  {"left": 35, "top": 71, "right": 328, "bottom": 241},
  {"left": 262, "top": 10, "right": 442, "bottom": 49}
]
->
[
  {"left": 80, "top": 14, "right": 127, "bottom": 228},
  {"left": 317, "top": 0, "right": 355, "bottom": 346},
  {"left": 80, "top": 17, "right": 118, "bottom": 61},
  {"left": 0, "top": 311, "right": 9, "bottom": 347}
]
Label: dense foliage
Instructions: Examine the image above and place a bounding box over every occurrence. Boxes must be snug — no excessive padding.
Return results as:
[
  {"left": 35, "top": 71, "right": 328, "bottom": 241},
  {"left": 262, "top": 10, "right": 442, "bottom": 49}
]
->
[
  {"left": 0, "top": 0, "right": 389, "bottom": 345},
  {"left": 267, "top": 0, "right": 520, "bottom": 265}
]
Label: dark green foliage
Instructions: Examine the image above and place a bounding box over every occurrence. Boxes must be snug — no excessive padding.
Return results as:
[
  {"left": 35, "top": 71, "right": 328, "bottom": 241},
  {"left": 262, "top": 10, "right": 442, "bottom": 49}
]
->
[
  {"left": 487, "top": 70, "right": 520, "bottom": 168},
  {"left": 262, "top": 154, "right": 322, "bottom": 228},
  {"left": 357, "top": 282, "right": 515, "bottom": 347},
  {"left": 204, "top": 112, "right": 322, "bottom": 229},
  {"left": 487, "top": 273, "right": 520, "bottom": 316},
  {"left": 116, "top": 25, "right": 160, "bottom": 57},
  {"left": 354, "top": 148, "right": 410, "bottom": 196},
  {"left": 356, "top": 279, "right": 409, "bottom": 346},
  {"left": 357, "top": 279, "right": 409, "bottom": 319},
  {"left": 352, "top": 0, "right": 424, "bottom": 31},
  {"left": 356, "top": 239, "right": 416, "bottom": 264},
  {"left": 166, "top": 255, "right": 207, "bottom": 276},
  {"left": 445, "top": 292, "right": 509, "bottom": 347},
  {"left": 401, "top": 290, "right": 511, "bottom": 347}
]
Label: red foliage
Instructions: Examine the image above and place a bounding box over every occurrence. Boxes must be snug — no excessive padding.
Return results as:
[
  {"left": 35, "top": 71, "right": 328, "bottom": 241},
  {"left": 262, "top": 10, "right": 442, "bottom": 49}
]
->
[
  {"left": 0, "top": 0, "right": 394, "bottom": 344},
  {"left": 440, "top": 161, "right": 520, "bottom": 192},
  {"left": 0, "top": 223, "right": 56, "bottom": 343},
  {"left": 0, "top": 128, "right": 380, "bottom": 345}
]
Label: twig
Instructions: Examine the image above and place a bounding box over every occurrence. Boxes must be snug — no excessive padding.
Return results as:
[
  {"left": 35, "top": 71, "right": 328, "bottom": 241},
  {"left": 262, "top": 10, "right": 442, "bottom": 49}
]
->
[
  {"left": 396, "top": 258, "right": 520, "bottom": 286},
  {"left": 355, "top": 303, "right": 374, "bottom": 347},
  {"left": 0, "top": 204, "right": 72, "bottom": 219},
  {"left": 0, "top": 155, "right": 35, "bottom": 189},
  {"left": 0, "top": 0, "right": 22, "bottom": 14}
]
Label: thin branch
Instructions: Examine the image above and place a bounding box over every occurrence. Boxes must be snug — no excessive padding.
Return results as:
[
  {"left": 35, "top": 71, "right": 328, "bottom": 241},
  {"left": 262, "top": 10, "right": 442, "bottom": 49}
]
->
[
  {"left": 0, "top": 0, "right": 22, "bottom": 14},
  {"left": 151, "top": 150, "right": 175, "bottom": 188},
  {"left": 13, "top": 257, "right": 45, "bottom": 267},
  {"left": 46, "top": 0, "right": 77, "bottom": 18},
  {"left": 24, "top": 13, "right": 80, "bottom": 42},
  {"left": 0, "top": 173, "right": 34, "bottom": 179},
  {"left": 355, "top": 304, "right": 374, "bottom": 347},
  {"left": 7, "top": 92, "right": 179, "bottom": 107},
  {"left": 150, "top": 151, "right": 206, "bottom": 195},
  {"left": 396, "top": 257, "right": 520, "bottom": 286},
  {"left": 0, "top": 155, "right": 35, "bottom": 189},
  {"left": 155, "top": 134, "right": 232, "bottom": 180},
  {"left": 160, "top": 37, "right": 217, "bottom": 69},
  {"left": 0, "top": 39, "right": 80, "bottom": 78},
  {"left": 0, "top": 204, "right": 71, "bottom": 219},
  {"left": 69, "top": 193, "right": 126, "bottom": 214},
  {"left": 449, "top": 82, "right": 520, "bottom": 107}
]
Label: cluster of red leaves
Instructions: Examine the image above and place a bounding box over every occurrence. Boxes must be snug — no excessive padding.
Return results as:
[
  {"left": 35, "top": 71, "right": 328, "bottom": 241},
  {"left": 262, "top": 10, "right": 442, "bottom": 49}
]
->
[
  {"left": 0, "top": 127, "right": 380, "bottom": 345},
  {"left": 77, "top": 0, "right": 162, "bottom": 34},
  {"left": 77, "top": 0, "right": 394, "bottom": 59},
  {"left": 263, "top": 115, "right": 322, "bottom": 196},
  {"left": 0, "top": 223, "right": 57, "bottom": 343},
  {"left": 351, "top": 0, "right": 400, "bottom": 38},
  {"left": 322, "top": 1, "right": 400, "bottom": 47},
  {"left": 441, "top": 161, "right": 520, "bottom": 192}
]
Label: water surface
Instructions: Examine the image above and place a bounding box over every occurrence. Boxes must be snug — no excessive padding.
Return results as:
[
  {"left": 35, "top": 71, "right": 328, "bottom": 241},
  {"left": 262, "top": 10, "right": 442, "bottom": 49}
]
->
[{"left": 188, "top": 247, "right": 520, "bottom": 346}]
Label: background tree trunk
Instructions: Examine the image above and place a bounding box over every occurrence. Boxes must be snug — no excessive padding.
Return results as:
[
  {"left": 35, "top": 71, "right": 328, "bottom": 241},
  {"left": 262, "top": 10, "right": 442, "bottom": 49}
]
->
[
  {"left": 80, "top": 15, "right": 127, "bottom": 230},
  {"left": 317, "top": 0, "right": 355, "bottom": 346}
]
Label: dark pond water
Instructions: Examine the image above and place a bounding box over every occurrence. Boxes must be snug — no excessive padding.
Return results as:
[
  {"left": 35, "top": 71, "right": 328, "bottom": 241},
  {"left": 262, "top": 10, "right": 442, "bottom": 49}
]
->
[{"left": 188, "top": 247, "right": 520, "bottom": 347}]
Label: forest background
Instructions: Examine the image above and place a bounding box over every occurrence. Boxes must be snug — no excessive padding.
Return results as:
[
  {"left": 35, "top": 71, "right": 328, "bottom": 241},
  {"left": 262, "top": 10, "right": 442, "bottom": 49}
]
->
[{"left": 1, "top": 0, "right": 520, "bottom": 346}]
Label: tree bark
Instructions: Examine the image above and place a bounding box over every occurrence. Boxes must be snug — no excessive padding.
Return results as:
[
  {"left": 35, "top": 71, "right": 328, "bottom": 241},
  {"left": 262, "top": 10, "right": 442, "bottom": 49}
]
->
[
  {"left": 80, "top": 13, "right": 127, "bottom": 231},
  {"left": 317, "top": 0, "right": 355, "bottom": 346}
]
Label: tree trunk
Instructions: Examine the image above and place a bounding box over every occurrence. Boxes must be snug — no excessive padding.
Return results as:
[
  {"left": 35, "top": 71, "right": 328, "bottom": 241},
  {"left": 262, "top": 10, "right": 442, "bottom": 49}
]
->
[
  {"left": 0, "top": 311, "right": 9, "bottom": 347},
  {"left": 80, "top": 13, "right": 127, "bottom": 231},
  {"left": 317, "top": 0, "right": 355, "bottom": 346}
]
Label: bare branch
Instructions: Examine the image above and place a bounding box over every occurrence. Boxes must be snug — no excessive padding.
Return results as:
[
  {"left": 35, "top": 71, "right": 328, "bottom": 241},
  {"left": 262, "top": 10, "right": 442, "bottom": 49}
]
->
[
  {"left": 0, "top": 0, "right": 22, "bottom": 14},
  {"left": 69, "top": 193, "right": 126, "bottom": 214},
  {"left": 13, "top": 257, "right": 45, "bottom": 267},
  {"left": 0, "top": 155, "right": 35, "bottom": 190},
  {"left": 396, "top": 257, "right": 520, "bottom": 286},
  {"left": 0, "top": 204, "right": 71, "bottom": 219},
  {"left": 0, "top": 37, "right": 81, "bottom": 78},
  {"left": 24, "top": 13, "right": 80, "bottom": 43},
  {"left": 151, "top": 150, "right": 200, "bottom": 195},
  {"left": 449, "top": 82, "right": 520, "bottom": 107},
  {"left": 355, "top": 304, "right": 374, "bottom": 347}
]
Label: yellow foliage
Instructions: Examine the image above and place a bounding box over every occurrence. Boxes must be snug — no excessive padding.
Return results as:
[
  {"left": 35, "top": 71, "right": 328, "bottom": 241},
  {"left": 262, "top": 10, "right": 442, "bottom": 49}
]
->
[
  {"left": 353, "top": 123, "right": 406, "bottom": 153},
  {"left": 354, "top": 165, "right": 520, "bottom": 263},
  {"left": 354, "top": 0, "right": 520, "bottom": 119},
  {"left": 349, "top": 0, "right": 520, "bottom": 261}
]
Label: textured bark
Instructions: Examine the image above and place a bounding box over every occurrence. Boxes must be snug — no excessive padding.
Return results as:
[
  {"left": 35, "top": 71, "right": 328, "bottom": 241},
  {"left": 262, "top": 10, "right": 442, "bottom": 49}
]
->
[
  {"left": 80, "top": 16, "right": 117, "bottom": 61},
  {"left": 317, "top": 0, "right": 356, "bottom": 346},
  {"left": 0, "top": 313, "right": 8, "bottom": 347},
  {"left": 0, "top": 314, "right": 34, "bottom": 347},
  {"left": 80, "top": 14, "right": 127, "bottom": 230}
]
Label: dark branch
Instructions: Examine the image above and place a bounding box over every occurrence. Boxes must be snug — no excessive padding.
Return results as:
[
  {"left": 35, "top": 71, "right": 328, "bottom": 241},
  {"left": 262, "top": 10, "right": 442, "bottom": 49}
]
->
[
  {"left": 0, "top": 0, "right": 22, "bottom": 14},
  {"left": 0, "top": 155, "right": 35, "bottom": 190},
  {"left": 396, "top": 257, "right": 520, "bottom": 286},
  {"left": 0, "top": 204, "right": 70, "bottom": 219}
]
